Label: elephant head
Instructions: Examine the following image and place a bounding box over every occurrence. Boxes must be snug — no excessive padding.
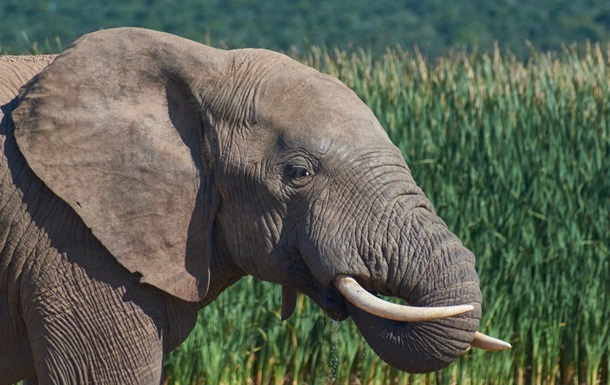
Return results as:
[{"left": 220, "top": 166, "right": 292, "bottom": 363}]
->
[{"left": 12, "top": 28, "right": 509, "bottom": 373}]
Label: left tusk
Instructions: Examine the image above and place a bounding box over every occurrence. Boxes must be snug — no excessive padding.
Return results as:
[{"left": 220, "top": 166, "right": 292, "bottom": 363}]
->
[
  {"left": 333, "top": 275, "right": 474, "bottom": 322},
  {"left": 471, "top": 331, "right": 512, "bottom": 350},
  {"left": 281, "top": 286, "right": 297, "bottom": 321}
]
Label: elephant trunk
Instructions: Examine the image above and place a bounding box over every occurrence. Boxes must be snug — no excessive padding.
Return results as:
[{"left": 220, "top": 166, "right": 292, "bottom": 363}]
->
[{"left": 346, "top": 204, "right": 482, "bottom": 373}]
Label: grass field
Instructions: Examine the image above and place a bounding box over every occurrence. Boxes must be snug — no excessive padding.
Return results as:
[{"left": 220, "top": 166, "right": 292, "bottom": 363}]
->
[{"left": 163, "top": 44, "right": 610, "bottom": 385}]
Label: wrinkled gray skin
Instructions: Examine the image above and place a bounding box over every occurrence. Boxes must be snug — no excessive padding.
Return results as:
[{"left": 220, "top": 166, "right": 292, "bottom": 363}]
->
[{"left": 0, "top": 28, "right": 481, "bottom": 384}]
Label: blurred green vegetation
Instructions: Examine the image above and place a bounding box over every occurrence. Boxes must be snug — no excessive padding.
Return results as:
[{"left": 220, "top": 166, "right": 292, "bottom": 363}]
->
[{"left": 1, "top": 0, "right": 609, "bottom": 58}]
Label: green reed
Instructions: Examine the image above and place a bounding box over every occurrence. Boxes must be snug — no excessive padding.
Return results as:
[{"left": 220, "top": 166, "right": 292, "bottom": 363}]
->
[{"left": 164, "top": 43, "right": 610, "bottom": 385}]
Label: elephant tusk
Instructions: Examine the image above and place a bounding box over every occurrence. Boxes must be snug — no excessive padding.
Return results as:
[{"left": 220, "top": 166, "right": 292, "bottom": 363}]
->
[
  {"left": 470, "top": 331, "right": 512, "bottom": 351},
  {"left": 333, "top": 275, "right": 474, "bottom": 322},
  {"left": 281, "top": 286, "right": 297, "bottom": 321}
]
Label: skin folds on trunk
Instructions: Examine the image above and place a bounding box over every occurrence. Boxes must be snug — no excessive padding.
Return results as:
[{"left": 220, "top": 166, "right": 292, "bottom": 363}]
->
[
  {"left": 347, "top": 301, "right": 480, "bottom": 373},
  {"left": 344, "top": 207, "right": 482, "bottom": 373}
]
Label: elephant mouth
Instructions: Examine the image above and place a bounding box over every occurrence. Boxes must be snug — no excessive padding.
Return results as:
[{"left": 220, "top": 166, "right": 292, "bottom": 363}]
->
[
  {"left": 332, "top": 275, "right": 512, "bottom": 351},
  {"left": 281, "top": 275, "right": 510, "bottom": 351},
  {"left": 281, "top": 283, "right": 349, "bottom": 321}
]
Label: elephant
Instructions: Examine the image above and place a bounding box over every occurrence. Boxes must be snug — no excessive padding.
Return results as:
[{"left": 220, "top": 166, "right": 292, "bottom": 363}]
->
[{"left": 0, "top": 27, "right": 509, "bottom": 384}]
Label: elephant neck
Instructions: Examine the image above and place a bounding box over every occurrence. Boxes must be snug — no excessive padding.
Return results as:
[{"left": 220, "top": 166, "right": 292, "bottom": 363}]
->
[
  {"left": 0, "top": 101, "right": 58, "bottom": 269},
  {"left": 0, "top": 58, "right": 57, "bottom": 251}
]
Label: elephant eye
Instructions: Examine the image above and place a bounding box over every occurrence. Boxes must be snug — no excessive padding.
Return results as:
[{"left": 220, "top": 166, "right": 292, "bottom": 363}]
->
[
  {"left": 284, "top": 165, "right": 314, "bottom": 187},
  {"left": 289, "top": 166, "right": 311, "bottom": 179}
]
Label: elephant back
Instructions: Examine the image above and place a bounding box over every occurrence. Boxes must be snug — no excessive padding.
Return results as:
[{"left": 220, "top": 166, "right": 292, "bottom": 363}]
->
[{"left": 0, "top": 56, "right": 56, "bottom": 106}]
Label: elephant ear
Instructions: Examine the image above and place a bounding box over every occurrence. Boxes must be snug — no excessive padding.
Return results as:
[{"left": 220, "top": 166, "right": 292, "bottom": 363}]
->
[{"left": 12, "top": 29, "right": 219, "bottom": 302}]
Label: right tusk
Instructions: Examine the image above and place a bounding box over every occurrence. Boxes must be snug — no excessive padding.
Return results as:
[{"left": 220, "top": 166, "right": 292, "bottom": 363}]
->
[
  {"left": 333, "top": 275, "right": 474, "bottom": 322},
  {"left": 471, "top": 331, "right": 512, "bottom": 350}
]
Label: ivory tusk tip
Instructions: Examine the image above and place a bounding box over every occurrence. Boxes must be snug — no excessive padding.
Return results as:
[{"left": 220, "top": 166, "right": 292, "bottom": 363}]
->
[
  {"left": 471, "top": 331, "right": 512, "bottom": 351},
  {"left": 461, "top": 304, "right": 475, "bottom": 312}
]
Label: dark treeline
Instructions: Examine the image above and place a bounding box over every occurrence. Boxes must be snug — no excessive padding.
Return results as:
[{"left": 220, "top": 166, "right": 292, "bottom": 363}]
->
[{"left": 1, "top": 0, "right": 609, "bottom": 57}]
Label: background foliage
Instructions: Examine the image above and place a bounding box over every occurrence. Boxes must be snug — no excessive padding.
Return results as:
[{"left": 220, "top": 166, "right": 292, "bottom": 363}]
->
[{"left": 1, "top": 0, "right": 610, "bottom": 58}]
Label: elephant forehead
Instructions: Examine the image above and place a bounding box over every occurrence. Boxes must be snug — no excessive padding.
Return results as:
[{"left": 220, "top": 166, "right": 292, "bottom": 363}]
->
[{"left": 258, "top": 73, "right": 388, "bottom": 144}]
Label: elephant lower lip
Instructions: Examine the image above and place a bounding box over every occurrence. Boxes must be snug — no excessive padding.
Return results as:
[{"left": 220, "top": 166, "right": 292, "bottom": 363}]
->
[{"left": 320, "top": 285, "right": 349, "bottom": 321}]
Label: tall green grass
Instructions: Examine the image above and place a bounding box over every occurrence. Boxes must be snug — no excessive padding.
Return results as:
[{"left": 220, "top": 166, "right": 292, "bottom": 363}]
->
[{"left": 164, "top": 44, "right": 610, "bottom": 384}]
